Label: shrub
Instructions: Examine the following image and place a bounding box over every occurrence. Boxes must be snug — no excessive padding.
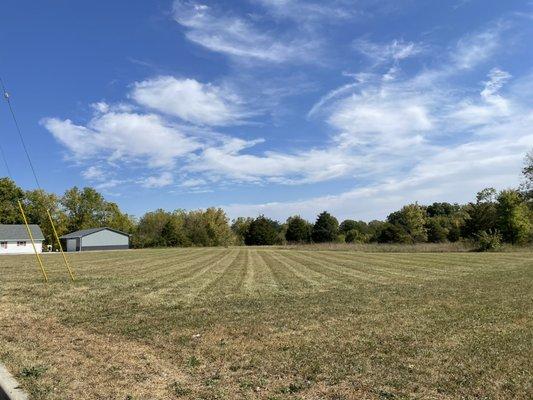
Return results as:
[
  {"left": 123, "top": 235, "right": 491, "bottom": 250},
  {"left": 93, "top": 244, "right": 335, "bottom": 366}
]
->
[{"left": 475, "top": 230, "right": 502, "bottom": 252}]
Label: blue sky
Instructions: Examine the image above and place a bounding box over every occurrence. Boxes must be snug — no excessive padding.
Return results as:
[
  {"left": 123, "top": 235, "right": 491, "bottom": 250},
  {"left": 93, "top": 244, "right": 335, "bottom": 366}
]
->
[{"left": 0, "top": 0, "right": 532, "bottom": 221}]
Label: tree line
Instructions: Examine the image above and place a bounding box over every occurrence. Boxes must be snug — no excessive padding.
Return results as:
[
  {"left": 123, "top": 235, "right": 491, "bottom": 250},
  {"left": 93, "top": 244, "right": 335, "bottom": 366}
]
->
[{"left": 1, "top": 151, "right": 531, "bottom": 249}]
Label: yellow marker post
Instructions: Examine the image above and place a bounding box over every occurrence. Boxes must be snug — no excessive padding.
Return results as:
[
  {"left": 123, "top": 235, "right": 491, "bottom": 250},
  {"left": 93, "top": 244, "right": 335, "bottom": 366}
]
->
[
  {"left": 17, "top": 200, "right": 48, "bottom": 283},
  {"left": 46, "top": 209, "right": 75, "bottom": 281}
]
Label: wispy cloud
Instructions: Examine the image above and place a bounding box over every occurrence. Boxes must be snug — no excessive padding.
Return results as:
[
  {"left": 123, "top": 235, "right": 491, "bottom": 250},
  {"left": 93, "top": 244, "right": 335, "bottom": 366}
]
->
[
  {"left": 172, "top": 0, "right": 320, "bottom": 63},
  {"left": 138, "top": 172, "right": 174, "bottom": 188},
  {"left": 353, "top": 38, "right": 424, "bottom": 64}
]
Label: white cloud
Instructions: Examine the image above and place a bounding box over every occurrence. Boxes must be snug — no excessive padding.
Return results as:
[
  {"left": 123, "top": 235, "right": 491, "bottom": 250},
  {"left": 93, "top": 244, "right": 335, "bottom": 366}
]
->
[
  {"left": 131, "top": 76, "right": 246, "bottom": 126},
  {"left": 139, "top": 172, "right": 174, "bottom": 188},
  {"left": 451, "top": 68, "right": 513, "bottom": 127},
  {"left": 172, "top": 0, "right": 319, "bottom": 62},
  {"left": 42, "top": 112, "right": 202, "bottom": 169}
]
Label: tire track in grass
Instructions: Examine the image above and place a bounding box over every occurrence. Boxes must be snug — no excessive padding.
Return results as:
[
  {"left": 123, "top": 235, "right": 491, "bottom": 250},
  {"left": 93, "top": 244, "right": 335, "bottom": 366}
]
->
[
  {"left": 267, "top": 250, "right": 341, "bottom": 289},
  {"left": 303, "top": 251, "right": 430, "bottom": 281},
  {"left": 242, "top": 249, "right": 255, "bottom": 293},
  {"left": 81, "top": 249, "right": 193, "bottom": 277},
  {"left": 242, "top": 249, "right": 280, "bottom": 296},
  {"left": 259, "top": 251, "right": 319, "bottom": 292},
  {"left": 321, "top": 251, "right": 456, "bottom": 278},
  {"left": 150, "top": 249, "right": 231, "bottom": 289},
  {"left": 102, "top": 250, "right": 231, "bottom": 307},
  {"left": 168, "top": 249, "right": 240, "bottom": 303},
  {"left": 278, "top": 251, "right": 392, "bottom": 288},
  {"left": 196, "top": 248, "right": 247, "bottom": 299}
]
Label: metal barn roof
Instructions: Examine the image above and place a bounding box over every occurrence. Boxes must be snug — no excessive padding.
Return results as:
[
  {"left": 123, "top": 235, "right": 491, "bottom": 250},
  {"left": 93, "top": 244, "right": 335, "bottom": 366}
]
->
[
  {"left": 60, "top": 227, "right": 130, "bottom": 239},
  {"left": 0, "top": 225, "right": 45, "bottom": 241}
]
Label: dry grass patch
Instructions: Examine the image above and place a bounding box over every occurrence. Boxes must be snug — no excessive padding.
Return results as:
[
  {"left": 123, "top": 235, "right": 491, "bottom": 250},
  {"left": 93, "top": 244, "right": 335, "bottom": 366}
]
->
[{"left": 0, "top": 248, "right": 531, "bottom": 399}]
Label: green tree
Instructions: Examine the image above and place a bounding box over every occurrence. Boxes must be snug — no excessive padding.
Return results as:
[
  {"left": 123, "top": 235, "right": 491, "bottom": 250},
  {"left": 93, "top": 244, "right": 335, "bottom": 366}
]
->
[
  {"left": 377, "top": 223, "right": 411, "bottom": 243},
  {"left": 183, "top": 208, "right": 234, "bottom": 246},
  {"left": 231, "top": 217, "right": 253, "bottom": 245},
  {"left": 62, "top": 187, "right": 107, "bottom": 231},
  {"left": 339, "top": 219, "right": 368, "bottom": 234},
  {"left": 496, "top": 190, "right": 532, "bottom": 244},
  {"left": 134, "top": 209, "right": 172, "bottom": 247},
  {"left": 426, "top": 216, "right": 449, "bottom": 243},
  {"left": 463, "top": 188, "right": 498, "bottom": 239},
  {"left": 24, "top": 189, "right": 67, "bottom": 248},
  {"left": 104, "top": 202, "right": 136, "bottom": 233},
  {"left": 387, "top": 204, "right": 427, "bottom": 243},
  {"left": 285, "top": 216, "right": 311, "bottom": 243},
  {"left": 312, "top": 211, "right": 339, "bottom": 243},
  {"left": 161, "top": 214, "right": 187, "bottom": 247},
  {"left": 345, "top": 229, "right": 368, "bottom": 243},
  {"left": 0, "top": 178, "right": 24, "bottom": 224},
  {"left": 245, "top": 216, "right": 279, "bottom": 245}
]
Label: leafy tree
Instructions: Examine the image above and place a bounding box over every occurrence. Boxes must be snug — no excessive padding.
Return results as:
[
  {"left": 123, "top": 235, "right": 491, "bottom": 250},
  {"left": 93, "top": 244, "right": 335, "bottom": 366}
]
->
[
  {"left": 377, "top": 223, "right": 411, "bottom": 243},
  {"left": 183, "top": 208, "right": 234, "bottom": 246},
  {"left": 345, "top": 229, "right": 368, "bottom": 243},
  {"left": 24, "top": 189, "right": 67, "bottom": 248},
  {"left": 339, "top": 219, "right": 365, "bottom": 233},
  {"left": 134, "top": 209, "right": 172, "bottom": 247},
  {"left": 245, "top": 216, "right": 279, "bottom": 245},
  {"left": 426, "top": 202, "right": 461, "bottom": 217},
  {"left": 367, "top": 220, "right": 387, "bottom": 242},
  {"left": 463, "top": 188, "right": 498, "bottom": 239},
  {"left": 426, "top": 216, "right": 449, "bottom": 243},
  {"left": 387, "top": 204, "right": 427, "bottom": 243},
  {"left": 104, "top": 202, "right": 136, "bottom": 233},
  {"left": 496, "top": 190, "right": 532, "bottom": 244},
  {"left": 62, "top": 187, "right": 108, "bottom": 231},
  {"left": 0, "top": 178, "right": 24, "bottom": 224},
  {"left": 161, "top": 214, "right": 188, "bottom": 247},
  {"left": 285, "top": 216, "right": 311, "bottom": 243},
  {"left": 232, "top": 217, "right": 253, "bottom": 245},
  {"left": 312, "top": 211, "right": 339, "bottom": 243}
]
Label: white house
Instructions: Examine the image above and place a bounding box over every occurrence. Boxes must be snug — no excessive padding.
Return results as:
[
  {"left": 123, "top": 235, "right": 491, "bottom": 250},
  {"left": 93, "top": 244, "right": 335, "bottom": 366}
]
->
[{"left": 0, "top": 224, "right": 44, "bottom": 255}]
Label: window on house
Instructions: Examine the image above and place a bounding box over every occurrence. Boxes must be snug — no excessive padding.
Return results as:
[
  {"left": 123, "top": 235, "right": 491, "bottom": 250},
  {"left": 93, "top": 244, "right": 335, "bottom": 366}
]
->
[
  {"left": 0, "top": 241, "right": 7, "bottom": 249},
  {"left": 17, "top": 241, "right": 27, "bottom": 247}
]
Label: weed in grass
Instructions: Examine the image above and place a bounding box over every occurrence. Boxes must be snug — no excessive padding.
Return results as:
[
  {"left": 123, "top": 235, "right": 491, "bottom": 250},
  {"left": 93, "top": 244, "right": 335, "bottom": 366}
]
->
[
  {"left": 187, "top": 355, "right": 201, "bottom": 368},
  {"left": 19, "top": 365, "right": 47, "bottom": 379},
  {"left": 169, "top": 380, "right": 191, "bottom": 397}
]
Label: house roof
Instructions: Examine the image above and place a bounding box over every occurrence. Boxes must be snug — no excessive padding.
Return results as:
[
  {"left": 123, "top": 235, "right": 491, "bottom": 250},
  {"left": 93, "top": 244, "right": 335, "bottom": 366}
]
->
[
  {"left": 60, "top": 227, "right": 130, "bottom": 239},
  {"left": 0, "top": 225, "right": 45, "bottom": 241}
]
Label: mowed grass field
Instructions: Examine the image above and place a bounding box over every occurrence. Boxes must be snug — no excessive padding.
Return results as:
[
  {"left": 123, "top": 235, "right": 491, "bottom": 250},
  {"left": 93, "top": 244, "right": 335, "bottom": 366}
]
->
[{"left": 0, "top": 248, "right": 531, "bottom": 400}]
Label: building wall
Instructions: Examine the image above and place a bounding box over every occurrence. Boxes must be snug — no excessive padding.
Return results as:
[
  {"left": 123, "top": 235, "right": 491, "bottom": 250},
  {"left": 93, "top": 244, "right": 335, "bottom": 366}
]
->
[
  {"left": 66, "top": 238, "right": 79, "bottom": 252},
  {"left": 0, "top": 240, "right": 43, "bottom": 255},
  {"left": 80, "top": 229, "right": 129, "bottom": 250}
]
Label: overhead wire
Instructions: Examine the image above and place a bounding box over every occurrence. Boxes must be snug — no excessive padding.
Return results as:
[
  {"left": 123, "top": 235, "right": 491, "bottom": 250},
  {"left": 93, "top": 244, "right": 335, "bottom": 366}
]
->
[{"left": 1, "top": 76, "right": 74, "bottom": 281}]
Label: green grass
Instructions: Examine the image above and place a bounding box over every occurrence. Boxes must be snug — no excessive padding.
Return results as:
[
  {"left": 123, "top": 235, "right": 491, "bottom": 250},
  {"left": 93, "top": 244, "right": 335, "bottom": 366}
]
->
[{"left": 0, "top": 248, "right": 531, "bottom": 399}]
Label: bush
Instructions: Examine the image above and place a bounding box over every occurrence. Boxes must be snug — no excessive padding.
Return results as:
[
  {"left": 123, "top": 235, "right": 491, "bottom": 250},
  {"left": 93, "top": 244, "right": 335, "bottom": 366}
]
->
[{"left": 475, "top": 230, "right": 502, "bottom": 251}]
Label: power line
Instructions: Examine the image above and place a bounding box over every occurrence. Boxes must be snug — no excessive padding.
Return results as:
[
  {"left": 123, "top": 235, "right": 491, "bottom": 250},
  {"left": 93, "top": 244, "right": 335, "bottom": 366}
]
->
[
  {"left": 0, "top": 76, "right": 41, "bottom": 189},
  {"left": 0, "top": 141, "right": 12, "bottom": 179}
]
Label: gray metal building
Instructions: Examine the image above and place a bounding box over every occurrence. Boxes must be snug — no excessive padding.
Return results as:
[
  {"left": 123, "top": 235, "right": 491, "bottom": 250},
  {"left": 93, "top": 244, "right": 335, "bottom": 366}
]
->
[{"left": 60, "top": 227, "right": 130, "bottom": 252}]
